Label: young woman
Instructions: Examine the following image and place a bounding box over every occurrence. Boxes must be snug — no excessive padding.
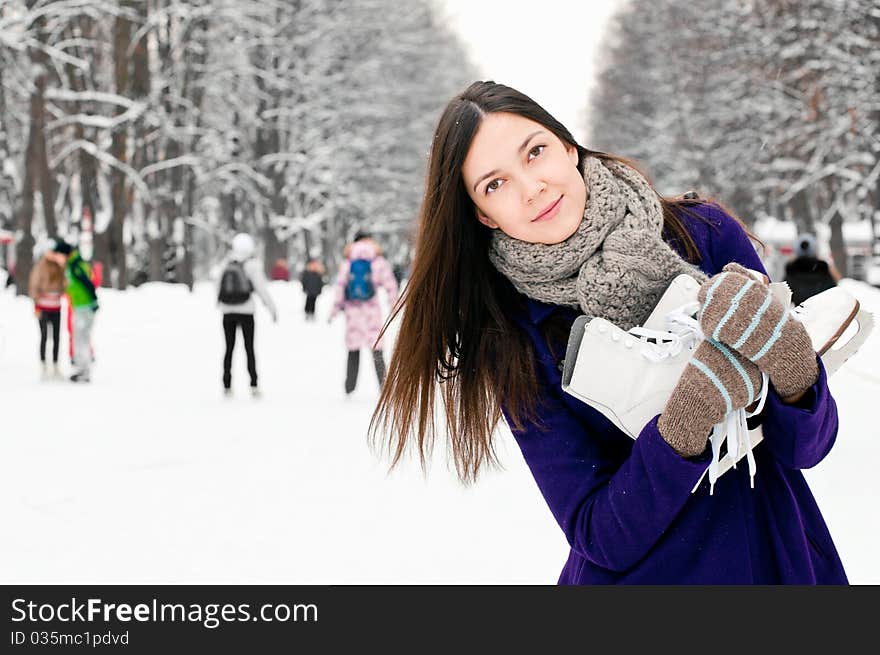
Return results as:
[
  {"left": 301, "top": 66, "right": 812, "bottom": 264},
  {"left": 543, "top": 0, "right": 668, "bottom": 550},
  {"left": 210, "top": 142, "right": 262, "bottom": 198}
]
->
[
  {"left": 371, "top": 81, "right": 846, "bottom": 584},
  {"left": 329, "top": 233, "right": 399, "bottom": 395},
  {"left": 217, "top": 233, "right": 278, "bottom": 396},
  {"left": 28, "top": 250, "right": 66, "bottom": 378}
]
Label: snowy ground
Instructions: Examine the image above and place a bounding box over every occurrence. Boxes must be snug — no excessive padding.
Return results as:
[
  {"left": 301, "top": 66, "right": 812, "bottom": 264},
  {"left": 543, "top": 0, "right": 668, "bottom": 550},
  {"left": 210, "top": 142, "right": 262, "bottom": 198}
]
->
[{"left": 1, "top": 277, "right": 878, "bottom": 584}]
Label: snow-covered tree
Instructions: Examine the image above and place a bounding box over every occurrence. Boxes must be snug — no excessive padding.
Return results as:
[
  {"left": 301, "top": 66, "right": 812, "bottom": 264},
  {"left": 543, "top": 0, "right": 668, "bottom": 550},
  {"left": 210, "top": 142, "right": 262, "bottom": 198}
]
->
[
  {"left": 0, "top": 0, "right": 476, "bottom": 292},
  {"left": 589, "top": 0, "right": 878, "bottom": 275}
]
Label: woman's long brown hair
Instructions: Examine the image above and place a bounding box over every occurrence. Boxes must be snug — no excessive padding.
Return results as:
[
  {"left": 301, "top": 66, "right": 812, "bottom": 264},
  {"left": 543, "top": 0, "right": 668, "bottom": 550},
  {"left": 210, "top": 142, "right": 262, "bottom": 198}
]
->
[
  {"left": 370, "top": 81, "right": 753, "bottom": 484},
  {"left": 31, "top": 255, "right": 65, "bottom": 292}
]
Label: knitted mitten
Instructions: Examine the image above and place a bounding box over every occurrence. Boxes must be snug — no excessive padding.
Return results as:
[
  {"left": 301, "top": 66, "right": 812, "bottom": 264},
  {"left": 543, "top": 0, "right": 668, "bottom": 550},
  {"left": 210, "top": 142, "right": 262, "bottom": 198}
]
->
[
  {"left": 698, "top": 263, "right": 818, "bottom": 399},
  {"left": 658, "top": 339, "right": 763, "bottom": 457}
]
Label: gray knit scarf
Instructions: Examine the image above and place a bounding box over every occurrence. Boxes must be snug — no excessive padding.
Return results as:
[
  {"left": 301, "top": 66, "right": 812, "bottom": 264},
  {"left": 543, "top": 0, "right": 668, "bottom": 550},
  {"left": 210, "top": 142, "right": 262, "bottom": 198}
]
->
[{"left": 488, "top": 156, "right": 707, "bottom": 331}]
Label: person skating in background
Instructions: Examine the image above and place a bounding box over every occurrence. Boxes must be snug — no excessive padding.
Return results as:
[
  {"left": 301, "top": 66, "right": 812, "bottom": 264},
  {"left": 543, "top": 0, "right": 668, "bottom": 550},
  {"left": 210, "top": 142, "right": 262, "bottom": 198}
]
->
[
  {"left": 784, "top": 232, "right": 841, "bottom": 306},
  {"left": 270, "top": 258, "right": 290, "bottom": 281},
  {"left": 329, "top": 232, "right": 398, "bottom": 395},
  {"left": 300, "top": 258, "right": 326, "bottom": 321},
  {"left": 66, "top": 259, "right": 102, "bottom": 366},
  {"left": 28, "top": 245, "right": 66, "bottom": 379},
  {"left": 217, "top": 233, "right": 278, "bottom": 397},
  {"left": 46, "top": 239, "right": 98, "bottom": 383}
]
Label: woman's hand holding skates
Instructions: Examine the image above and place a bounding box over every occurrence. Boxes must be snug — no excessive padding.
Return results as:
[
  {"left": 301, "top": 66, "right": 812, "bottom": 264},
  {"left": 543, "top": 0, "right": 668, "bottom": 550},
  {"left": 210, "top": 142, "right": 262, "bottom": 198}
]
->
[{"left": 562, "top": 267, "right": 873, "bottom": 493}]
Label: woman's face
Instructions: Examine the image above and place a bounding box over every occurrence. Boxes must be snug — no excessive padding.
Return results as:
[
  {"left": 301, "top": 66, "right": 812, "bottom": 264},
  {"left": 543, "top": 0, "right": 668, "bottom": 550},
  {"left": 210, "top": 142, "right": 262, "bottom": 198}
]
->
[{"left": 461, "top": 112, "right": 586, "bottom": 245}]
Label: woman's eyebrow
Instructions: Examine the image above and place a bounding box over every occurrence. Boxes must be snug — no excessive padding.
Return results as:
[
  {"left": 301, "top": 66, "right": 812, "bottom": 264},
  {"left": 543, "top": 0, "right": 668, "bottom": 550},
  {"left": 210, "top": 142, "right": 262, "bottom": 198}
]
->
[{"left": 472, "top": 130, "right": 546, "bottom": 192}]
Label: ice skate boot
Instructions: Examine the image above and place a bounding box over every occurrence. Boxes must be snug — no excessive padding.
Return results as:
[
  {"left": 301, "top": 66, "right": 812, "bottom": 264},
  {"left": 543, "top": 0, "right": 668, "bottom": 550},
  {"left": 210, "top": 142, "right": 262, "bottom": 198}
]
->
[
  {"left": 562, "top": 302, "right": 705, "bottom": 440},
  {"left": 562, "top": 272, "right": 874, "bottom": 491},
  {"left": 69, "top": 370, "right": 91, "bottom": 383},
  {"left": 562, "top": 273, "right": 872, "bottom": 435},
  {"left": 638, "top": 273, "right": 872, "bottom": 375},
  {"left": 790, "top": 287, "right": 874, "bottom": 377}
]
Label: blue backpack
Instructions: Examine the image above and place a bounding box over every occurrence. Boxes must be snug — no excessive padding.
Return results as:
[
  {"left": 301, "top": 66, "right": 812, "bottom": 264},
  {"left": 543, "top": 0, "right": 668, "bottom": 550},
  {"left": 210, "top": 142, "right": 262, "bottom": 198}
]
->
[{"left": 345, "top": 258, "right": 375, "bottom": 301}]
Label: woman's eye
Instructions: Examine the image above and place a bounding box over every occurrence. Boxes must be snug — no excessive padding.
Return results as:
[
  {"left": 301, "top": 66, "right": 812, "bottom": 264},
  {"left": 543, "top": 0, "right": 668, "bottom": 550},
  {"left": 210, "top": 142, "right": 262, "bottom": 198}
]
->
[
  {"left": 486, "top": 179, "right": 503, "bottom": 194},
  {"left": 528, "top": 144, "right": 545, "bottom": 161}
]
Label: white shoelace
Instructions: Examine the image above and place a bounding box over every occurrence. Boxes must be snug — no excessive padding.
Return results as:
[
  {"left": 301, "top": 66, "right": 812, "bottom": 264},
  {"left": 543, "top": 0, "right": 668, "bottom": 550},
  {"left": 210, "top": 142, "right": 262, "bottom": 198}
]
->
[{"left": 629, "top": 302, "right": 769, "bottom": 494}]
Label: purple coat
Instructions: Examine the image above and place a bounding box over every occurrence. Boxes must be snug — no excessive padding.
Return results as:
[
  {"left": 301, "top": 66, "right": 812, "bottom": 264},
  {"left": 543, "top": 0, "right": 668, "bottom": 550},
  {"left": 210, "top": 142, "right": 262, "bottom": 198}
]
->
[{"left": 504, "top": 203, "right": 847, "bottom": 584}]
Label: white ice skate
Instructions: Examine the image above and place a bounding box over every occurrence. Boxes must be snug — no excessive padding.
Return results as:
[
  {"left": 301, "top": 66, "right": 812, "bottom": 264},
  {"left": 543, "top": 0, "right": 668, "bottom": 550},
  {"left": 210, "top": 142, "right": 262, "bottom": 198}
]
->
[
  {"left": 561, "top": 272, "right": 874, "bottom": 493},
  {"left": 790, "top": 287, "right": 874, "bottom": 377},
  {"left": 640, "top": 273, "right": 873, "bottom": 377}
]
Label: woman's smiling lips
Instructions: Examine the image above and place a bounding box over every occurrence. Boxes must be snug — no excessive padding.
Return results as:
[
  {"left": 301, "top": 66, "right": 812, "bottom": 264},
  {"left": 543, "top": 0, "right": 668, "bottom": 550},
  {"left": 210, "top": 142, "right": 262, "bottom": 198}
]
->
[{"left": 532, "top": 195, "right": 563, "bottom": 222}]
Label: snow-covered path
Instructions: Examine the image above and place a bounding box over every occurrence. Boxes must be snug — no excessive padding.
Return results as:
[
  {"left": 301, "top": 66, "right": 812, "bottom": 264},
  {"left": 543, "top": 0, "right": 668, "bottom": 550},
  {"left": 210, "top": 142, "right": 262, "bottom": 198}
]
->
[{"left": 1, "top": 279, "right": 878, "bottom": 583}]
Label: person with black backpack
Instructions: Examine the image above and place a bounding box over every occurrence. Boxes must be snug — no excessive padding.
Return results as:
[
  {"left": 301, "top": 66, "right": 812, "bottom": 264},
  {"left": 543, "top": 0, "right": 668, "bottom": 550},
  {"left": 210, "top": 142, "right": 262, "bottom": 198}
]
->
[
  {"left": 784, "top": 232, "right": 841, "bottom": 306},
  {"left": 328, "top": 232, "right": 399, "bottom": 395},
  {"left": 217, "top": 233, "right": 278, "bottom": 396}
]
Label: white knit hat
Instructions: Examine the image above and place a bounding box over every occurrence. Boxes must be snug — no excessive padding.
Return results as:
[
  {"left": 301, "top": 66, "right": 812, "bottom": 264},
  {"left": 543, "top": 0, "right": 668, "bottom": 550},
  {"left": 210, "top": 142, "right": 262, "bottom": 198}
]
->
[
  {"left": 796, "top": 233, "right": 817, "bottom": 258},
  {"left": 231, "top": 233, "right": 255, "bottom": 260}
]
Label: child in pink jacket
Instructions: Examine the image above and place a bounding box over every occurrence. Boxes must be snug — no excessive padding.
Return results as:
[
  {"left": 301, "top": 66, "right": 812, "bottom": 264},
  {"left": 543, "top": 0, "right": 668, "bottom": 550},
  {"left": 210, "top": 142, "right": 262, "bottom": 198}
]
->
[{"left": 329, "top": 235, "right": 399, "bottom": 395}]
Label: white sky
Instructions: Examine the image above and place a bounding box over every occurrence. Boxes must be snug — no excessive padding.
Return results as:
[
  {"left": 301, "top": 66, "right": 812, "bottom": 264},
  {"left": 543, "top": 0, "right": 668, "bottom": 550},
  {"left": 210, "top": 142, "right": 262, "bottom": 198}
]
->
[{"left": 438, "top": 0, "right": 624, "bottom": 144}]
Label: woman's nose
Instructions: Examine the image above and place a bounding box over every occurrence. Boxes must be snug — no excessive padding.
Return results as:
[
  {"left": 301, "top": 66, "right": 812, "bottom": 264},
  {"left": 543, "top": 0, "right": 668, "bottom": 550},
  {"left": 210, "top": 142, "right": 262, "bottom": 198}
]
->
[{"left": 524, "top": 178, "right": 547, "bottom": 204}]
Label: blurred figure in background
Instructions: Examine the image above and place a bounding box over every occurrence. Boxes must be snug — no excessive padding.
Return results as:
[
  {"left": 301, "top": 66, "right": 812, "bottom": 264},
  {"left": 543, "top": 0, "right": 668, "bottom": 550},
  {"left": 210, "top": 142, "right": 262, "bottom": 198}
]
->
[
  {"left": 784, "top": 233, "right": 840, "bottom": 306},
  {"left": 300, "top": 258, "right": 326, "bottom": 321},
  {"left": 270, "top": 258, "right": 290, "bottom": 281},
  {"left": 329, "top": 232, "right": 398, "bottom": 395},
  {"left": 46, "top": 239, "right": 98, "bottom": 383},
  {"left": 28, "top": 244, "right": 66, "bottom": 379},
  {"left": 66, "top": 259, "right": 101, "bottom": 365},
  {"left": 217, "top": 233, "right": 278, "bottom": 397}
]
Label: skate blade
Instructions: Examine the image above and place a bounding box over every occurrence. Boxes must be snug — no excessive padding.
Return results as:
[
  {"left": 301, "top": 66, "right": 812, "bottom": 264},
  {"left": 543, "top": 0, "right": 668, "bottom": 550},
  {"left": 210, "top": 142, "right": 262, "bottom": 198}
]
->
[{"left": 820, "top": 307, "right": 875, "bottom": 377}]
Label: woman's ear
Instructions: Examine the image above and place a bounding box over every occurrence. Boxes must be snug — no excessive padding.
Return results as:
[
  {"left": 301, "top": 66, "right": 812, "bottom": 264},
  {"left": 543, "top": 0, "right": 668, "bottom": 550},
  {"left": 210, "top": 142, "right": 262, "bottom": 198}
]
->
[
  {"left": 475, "top": 207, "right": 498, "bottom": 229},
  {"left": 566, "top": 143, "right": 579, "bottom": 166}
]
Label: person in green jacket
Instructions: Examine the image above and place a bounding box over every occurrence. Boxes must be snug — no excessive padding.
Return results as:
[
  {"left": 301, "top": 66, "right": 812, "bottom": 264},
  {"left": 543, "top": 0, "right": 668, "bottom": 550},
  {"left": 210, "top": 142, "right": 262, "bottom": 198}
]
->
[{"left": 47, "top": 239, "right": 98, "bottom": 383}]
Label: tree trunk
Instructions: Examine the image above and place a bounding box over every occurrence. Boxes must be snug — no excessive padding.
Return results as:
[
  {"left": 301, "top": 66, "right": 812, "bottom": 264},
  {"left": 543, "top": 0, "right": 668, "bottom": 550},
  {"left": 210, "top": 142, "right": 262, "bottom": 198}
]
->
[
  {"left": 110, "top": 10, "right": 132, "bottom": 289},
  {"left": 0, "top": 48, "right": 14, "bottom": 234},
  {"left": 35, "top": 105, "right": 57, "bottom": 239},
  {"left": 222, "top": 192, "right": 237, "bottom": 232},
  {"left": 176, "top": 172, "right": 198, "bottom": 290},
  {"left": 130, "top": 0, "right": 151, "bottom": 285},
  {"left": 92, "top": 227, "right": 111, "bottom": 283},
  {"left": 789, "top": 189, "right": 813, "bottom": 235},
  {"left": 30, "top": 8, "right": 57, "bottom": 240},
  {"left": 0, "top": 45, "right": 17, "bottom": 278},
  {"left": 829, "top": 209, "right": 847, "bottom": 278},
  {"left": 14, "top": 3, "right": 50, "bottom": 296},
  {"left": 14, "top": 113, "right": 36, "bottom": 296},
  {"left": 174, "top": 14, "right": 208, "bottom": 289},
  {"left": 63, "top": 17, "right": 99, "bottom": 239},
  {"left": 177, "top": 224, "right": 195, "bottom": 290},
  {"left": 149, "top": 236, "right": 164, "bottom": 281}
]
